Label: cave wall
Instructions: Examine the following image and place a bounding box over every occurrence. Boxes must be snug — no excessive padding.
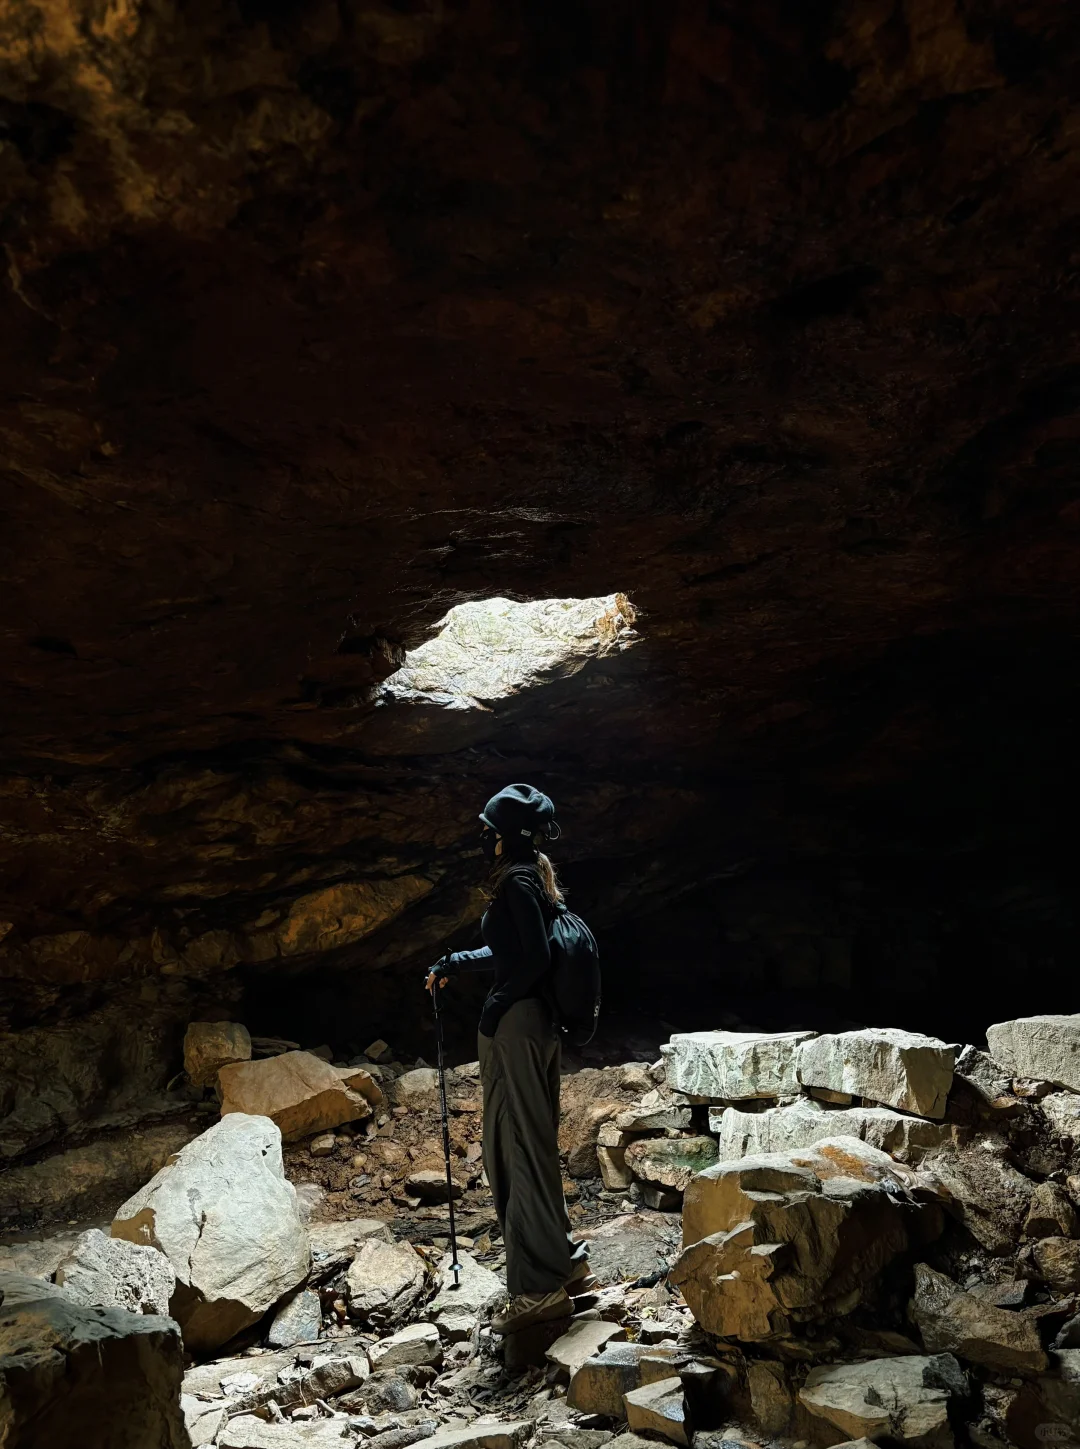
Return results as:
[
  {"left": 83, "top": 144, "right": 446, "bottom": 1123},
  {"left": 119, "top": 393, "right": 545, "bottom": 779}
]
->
[{"left": 2, "top": 0, "right": 1080, "bottom": 1167}]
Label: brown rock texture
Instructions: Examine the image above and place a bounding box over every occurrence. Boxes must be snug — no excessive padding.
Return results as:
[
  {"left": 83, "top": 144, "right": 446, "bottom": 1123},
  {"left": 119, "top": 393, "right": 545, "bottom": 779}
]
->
[
  {"left": 218, "top": 1050, "right": 374, "bottom": 1141},
  {"left": 2, "top": 1, "right": 1080, "bottom": 1156}
]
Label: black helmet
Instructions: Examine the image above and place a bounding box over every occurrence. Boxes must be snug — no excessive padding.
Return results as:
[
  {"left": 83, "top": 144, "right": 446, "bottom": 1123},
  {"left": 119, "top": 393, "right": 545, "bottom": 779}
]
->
[{"left": 479, "top": 783, "right": 561, "bottom": 846}]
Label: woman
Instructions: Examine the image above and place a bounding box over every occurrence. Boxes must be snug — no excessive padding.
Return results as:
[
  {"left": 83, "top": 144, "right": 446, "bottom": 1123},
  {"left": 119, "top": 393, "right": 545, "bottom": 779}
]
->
[{"left": 427, "top": 783, "right": 592, "bottom": 1334}]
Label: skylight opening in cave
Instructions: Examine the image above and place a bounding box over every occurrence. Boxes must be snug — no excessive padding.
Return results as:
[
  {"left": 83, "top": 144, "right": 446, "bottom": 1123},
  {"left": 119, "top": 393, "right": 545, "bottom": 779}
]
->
[{"left": 381, "top": 593, "right": 638, "bottom": 708}]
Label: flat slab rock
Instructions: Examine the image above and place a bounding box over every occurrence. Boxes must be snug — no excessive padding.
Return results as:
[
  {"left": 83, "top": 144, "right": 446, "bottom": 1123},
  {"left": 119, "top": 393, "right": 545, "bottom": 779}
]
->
[
  {"left": 546, "top": 1317, "right": 626, "bottom": 1373},
  {"left": 709, "top": 1097, "right": 957, "bottom": 1162},
  {"left": 420, "top": 1422, "right": 534, "bottom": 1449},
  {"left": 0, "top": 1272, "right": 189, "bottom": 1449},
  {"left": 661, "top": 1030, "right": 815, "bottom": 1100},
  {"left": 796, "top": 1028, "right": 955, "bottom": 1119},
  {"left": 584, "top": 1213, "right": 682, "bottom": 1287},
  {"left": 799, "top": 1354, "right": 964, "bottom": 1449},
  {"left": 218, "top": 1050, "right": 374, "bottom": 1141},
  {"left": 218, "top": 1416, "right": 355, "bottom": 1448},
  {"left": 987, "top": 1015, "right": 1080, "bottom": 1092}
]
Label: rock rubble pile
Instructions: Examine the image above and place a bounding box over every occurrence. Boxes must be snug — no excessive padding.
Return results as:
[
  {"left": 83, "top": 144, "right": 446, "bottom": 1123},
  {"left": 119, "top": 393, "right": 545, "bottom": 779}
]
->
[{"left": 0, "top": 1012, "right": 1078, "bottom": 1449}]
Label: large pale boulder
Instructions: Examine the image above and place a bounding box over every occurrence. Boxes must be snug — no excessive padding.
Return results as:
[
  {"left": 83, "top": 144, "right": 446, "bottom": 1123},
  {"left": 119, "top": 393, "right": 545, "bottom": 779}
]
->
[
  {"left": 987, "top": 1015, "right": 1080, "bottom": 1091},
  {"left": 799, "top": 1354, "right": 963, "bottom": 1448},
  {"left": 661, "top": 1030, "right": 815, "bottom": 1100},
  {"left": 218, "top": 1050, "right": 374, "bottom": 1141},
  {"left": 672, "top": 1138, "right": 931, "bottom": 1342},
  {"left": 185, "top": 1021, "right": 252, "bottom": 1087},
  {"left": 346, "top": 1238, "right": 426, "bottom": 1327},
  {"left": 0, "top": 1272, "right": 189, "bottom": 1449},
  {"left": 910, "top": 1263, "right": 1047, "bottom": 1373},
  {"left": 709, "top": 1097, "right": 958, "bottom": 1162},
  {"left": 55, "top": 1228, "right": 175, "bottom": 1317},
  {"left": 112, "top": 1113, "right": 310, "bottom": 1354},
  {"left": 796, "top": 1028, "right": 954, "bottom": 1119}
]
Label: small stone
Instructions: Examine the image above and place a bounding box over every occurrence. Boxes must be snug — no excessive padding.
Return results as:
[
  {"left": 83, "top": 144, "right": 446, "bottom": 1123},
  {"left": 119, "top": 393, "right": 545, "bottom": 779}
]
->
[
  {"left": 619, "top": 1064, "right": 655, "bottom": 1094},
  {"left": 1034, "top": 1237, "right": 1080, "bottom": 1293},
  {"left": 267, "top": 1288, "right": 322, "bottom": 1348},
  {"left": 1024, "top": 1182, "right": 1080, "bottom": 1240},
  {"left": 597, "top": 1146, "right": 633, "bottom": 1192},
  {"left": 369, "top": 1321, "right": 443, "bottom": 1370},
  {"left": 365, "top": 1040, "right": 393, "bottom": 1064},
  {"left": 546, "top": 1318, "right": 627, "bottom": 1374},
  {"left": 346, "top": 1239, "right": 426, "bottom": 1327},
  {"left": 406, "top": 1170, "right": 464, "bottom": 1202},
  {"left": 615, "top": 1092, "right": 692, "bottom": 1133},
  {"left": 437, "top": 1312, "right": 479, "bottom": 1344},
  {"left": 624, "top": 1377, "right": 690, "bottom": 1446},
  {"left": 389, "top": 1069, "right": 441, "bottom": 1109},
  {"left": 746, "top": 1359, "right": 791, "bottom": 1435},
  {"left": 640, "top": 1185, "right": 682, "bottom": 1211},
  {"left": 185, "top": 1020, "right": 252, "bottom": 1088},
  {"left": 310, "top": 1133, "right": 337, "bottom": 1157}
]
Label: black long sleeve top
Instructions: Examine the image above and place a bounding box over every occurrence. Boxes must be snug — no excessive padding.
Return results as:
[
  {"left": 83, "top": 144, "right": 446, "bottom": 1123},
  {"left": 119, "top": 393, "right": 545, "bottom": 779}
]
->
[{"left": 446, "top": 866, "right": 553, "bottom": 1037}]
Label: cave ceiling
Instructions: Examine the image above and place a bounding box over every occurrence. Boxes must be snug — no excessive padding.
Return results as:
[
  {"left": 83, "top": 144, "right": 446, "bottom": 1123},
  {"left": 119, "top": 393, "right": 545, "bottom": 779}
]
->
[{"left": 2, "top": 0, "right": 1080, "bottom": 1050}]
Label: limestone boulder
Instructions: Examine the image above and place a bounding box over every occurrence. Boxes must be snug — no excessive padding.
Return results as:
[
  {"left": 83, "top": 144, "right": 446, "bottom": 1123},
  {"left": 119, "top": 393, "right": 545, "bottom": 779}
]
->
[
  {"left": 910, "top": 1263, "right": 1047, "bottom": 1373},
  {"left": 112, "top": 1113, "right": 310, "bottom": 1354},
  {"left": 218, "top": 1050, "right": 374, "bottom": 1141},
  {"left": 709, "top": 1097, "right": 958, "bottom": 1162},
  {"left": 54, "top": 1228, "right": 175, "bottom": 1317},
  {"left": 624, "top": 1136, "right": 718, "bottom": 1192},
  {"left": 796, "top": 1028, "right": 955, "bottom": 1119},
  {"left": 0, "top": 1272, "right": 189, "bottom": 1449},
  {"left": 987, "top": 1015, "right": 1080, "bottom": 1091},
  {"left": 673, "top": 1138, "right": 931, "bottom": 1342},
  {"left": 346, "top": 1238, "right": 426, "bottom": 1326},
  {"left": 799, "top": 1354, "right": 963, "bottom": 1449},
  {"left": 1040, "top": 1091, "right": 1080, "bottom": 1144},
  {"left": 661, "top": 1030, "right": 815, "bottom": 1100},
  {"left": 185, "top": 1021, "right": 252, "bottom": 1088}
]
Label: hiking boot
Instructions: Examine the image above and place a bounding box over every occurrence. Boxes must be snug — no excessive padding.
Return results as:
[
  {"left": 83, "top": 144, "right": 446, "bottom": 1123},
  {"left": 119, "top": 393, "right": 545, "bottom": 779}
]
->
[
  {"left": 564, "top": 1258, "right": 598, "bottom": 1296},
  {"left": 491, "top": 1287, "right": 572, "bottom": 1335}
]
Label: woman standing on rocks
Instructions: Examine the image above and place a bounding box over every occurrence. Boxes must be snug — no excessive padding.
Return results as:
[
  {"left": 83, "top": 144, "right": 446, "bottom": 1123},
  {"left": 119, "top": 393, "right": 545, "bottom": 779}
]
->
[{"left": 426, "top": 783, "right": 593, "bottom": 1334}]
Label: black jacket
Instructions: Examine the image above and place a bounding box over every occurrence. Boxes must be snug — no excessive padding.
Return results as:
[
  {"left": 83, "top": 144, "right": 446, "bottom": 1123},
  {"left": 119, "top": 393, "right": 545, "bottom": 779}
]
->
[{"left": 446, "top": 866, "right": 553, "bottom": 1037}]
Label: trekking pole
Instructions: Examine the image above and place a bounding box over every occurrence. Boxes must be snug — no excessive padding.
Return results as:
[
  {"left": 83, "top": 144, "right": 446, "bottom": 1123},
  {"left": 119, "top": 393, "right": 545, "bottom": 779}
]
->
[{"left": 432, "top": 954, "right": 462, "bottom": 1287}]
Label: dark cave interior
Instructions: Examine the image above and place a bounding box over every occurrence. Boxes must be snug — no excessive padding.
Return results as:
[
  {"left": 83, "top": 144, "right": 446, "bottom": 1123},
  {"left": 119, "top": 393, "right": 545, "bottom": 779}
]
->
[{"left": 2, "top": 0, "right": 1080, "bottom": 1172}]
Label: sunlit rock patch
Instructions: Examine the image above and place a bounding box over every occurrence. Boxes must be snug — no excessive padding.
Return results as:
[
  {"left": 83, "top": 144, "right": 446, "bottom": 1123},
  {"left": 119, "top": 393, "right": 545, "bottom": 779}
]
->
[{"left": 379, "top": 595, "right": 637, "bottom": 709}]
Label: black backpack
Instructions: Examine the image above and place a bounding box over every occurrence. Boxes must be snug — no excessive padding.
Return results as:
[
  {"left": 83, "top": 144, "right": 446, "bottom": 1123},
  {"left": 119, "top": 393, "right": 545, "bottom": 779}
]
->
[{"left": 548, "top": 900, "right": 602, "bottom": 1046}]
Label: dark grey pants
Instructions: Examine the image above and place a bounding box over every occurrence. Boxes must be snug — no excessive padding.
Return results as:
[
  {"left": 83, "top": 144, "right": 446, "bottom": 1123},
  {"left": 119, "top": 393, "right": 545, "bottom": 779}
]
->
[{"left": 478, "top": 997, "right": 585, "bottom": 1296}]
